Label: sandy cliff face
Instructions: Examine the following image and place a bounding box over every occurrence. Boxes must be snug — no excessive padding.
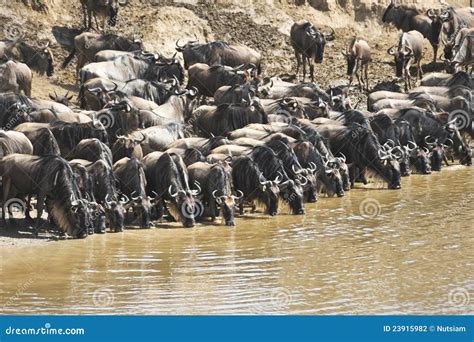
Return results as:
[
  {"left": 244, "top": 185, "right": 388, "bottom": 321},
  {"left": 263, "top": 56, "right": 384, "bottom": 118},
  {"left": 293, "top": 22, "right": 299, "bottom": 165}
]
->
[{"left": 0, "top": 0, "right": 470, "bottom": 100}]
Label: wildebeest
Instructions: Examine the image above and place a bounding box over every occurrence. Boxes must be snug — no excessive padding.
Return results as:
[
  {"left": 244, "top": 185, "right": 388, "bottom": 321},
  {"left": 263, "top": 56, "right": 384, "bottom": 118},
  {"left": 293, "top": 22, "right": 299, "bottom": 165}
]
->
[
  {"left": 80, "top": 0, "right": 127, "bottom": 31},
  {"left": 68, "top": 138, "right": 113, "bottom": 167},
  {"left": 188, "top": 161, "right": 241, "bottom": 226},
  {"left": 214, "top": 83, "right": 255, "bottom": 105},
  {"left": 343, "top": 38, "right": 371, "bottom": 91},
  {"left": 62, "top": 32, "right": 143, "bottom": 75},
  {"left": 24, "top": 128, "right": 60, "bottom": 156},
  {"left": 0, "top": 40, "right": 54, "bottom": 76},
  {"left": 0, "top": 61, "right": 33, "bottom": 96},
  {"left": 0, "top": 130, "right": 33, "bottom": 156},
  {"left": 231, "top": 156, "right": 280, "bottom": 216},
  {"left": 318, "top": 123, "right": 402, "bottom": 189},
  {"left": 449, "top": 28, "right": 474, "bottom": 72},
  {"left": 420, "top": 71, "right": 472, "bottom": 87},
  {"left": 290, "top": 20, "right": 335, "bottom": 82},
  {"left": 382, "top": 1, "right": 443, "bottom": 62},
  {"left": 186, "top": 63, "right": 253, "bottom": 98},
  {"left": 49, "top": 91, "right": 74, "bottom": 107},
  {"left": 440, "top": 6, "right": 474, "bottom": 49},
  {"left": 113, "top": 157, "right": 154, "bottom": 228},
  {"left": 250, "top": 146, "right": 305, "bottom": 214},
  {"left": 112, "top": 132, "right": 145, "bottom": 162},
  {"left": 258, "top": 77, "right": 331, "bottom": 103},
  {"left": 175, "top": 39, "right": 261, "bottom": 73},
  {"left": 193, "top": 101, "right": 268, "bottom": 137},
  {"left": 142, "top": 152, "right": 197, "bottom": 227},
  {"left": 0, "top": 154, "right": 91, "bottom": 238},
  {"left": 15, "top": 120, "right": 108, "bottom": 156},
  {"left": 387, "top": 30, "right": 425, "bottom": 91}
]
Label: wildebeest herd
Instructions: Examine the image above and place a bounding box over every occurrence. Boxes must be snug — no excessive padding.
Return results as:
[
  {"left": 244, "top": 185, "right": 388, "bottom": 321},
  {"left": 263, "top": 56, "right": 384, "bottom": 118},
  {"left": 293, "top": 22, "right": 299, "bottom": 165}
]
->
[{"left": 0, "top": 1, "right": 472, "bottom": 238}]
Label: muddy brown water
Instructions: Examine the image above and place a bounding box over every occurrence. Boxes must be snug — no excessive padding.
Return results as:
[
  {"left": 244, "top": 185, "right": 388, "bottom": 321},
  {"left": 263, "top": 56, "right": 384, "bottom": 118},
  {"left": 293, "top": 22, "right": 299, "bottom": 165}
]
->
[{"left": 1, "top": 166, "right": 473, "bottom": 315}]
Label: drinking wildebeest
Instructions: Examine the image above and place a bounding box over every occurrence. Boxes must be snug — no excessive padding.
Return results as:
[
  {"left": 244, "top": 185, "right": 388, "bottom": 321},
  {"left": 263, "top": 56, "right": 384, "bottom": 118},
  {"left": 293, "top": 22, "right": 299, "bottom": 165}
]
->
[
  {"left": 387, "top": 30, "right": 425, "bottom": 91},
  {"left": 382, "top": 1, "right": 443, "bottom": 63},
  {"left": 0, "top": 154, "right": 91, "bottom": 238},
  {"left": 187, "top": 161, "right": 241, "bottom": 226},
  {"left": 290, "top": 20, "right": 335, "bottom": 82},
  {"left": 342, "top": 38, "right": 371, "bottom": 91}
]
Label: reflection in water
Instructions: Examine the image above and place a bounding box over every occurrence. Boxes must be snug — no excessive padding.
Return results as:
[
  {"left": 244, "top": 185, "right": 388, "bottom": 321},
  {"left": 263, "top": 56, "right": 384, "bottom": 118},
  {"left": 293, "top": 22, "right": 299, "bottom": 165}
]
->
[{"left": 1, "top": 166, "right": 473, "bottom": 314}]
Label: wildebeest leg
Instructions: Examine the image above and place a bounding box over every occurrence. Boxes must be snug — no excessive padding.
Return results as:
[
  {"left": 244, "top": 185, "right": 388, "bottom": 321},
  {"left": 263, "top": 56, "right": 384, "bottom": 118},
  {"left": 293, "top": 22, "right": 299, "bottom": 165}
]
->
[
  {"left": 2, "top": 177, "right": 11, "bottom": 224},
  {"left": 404, "top": 60, "right": 412, "bottom": 91},
  {"left": 294, "top": 50, "right": 301, "bottom": 77},
  {"left": 417, "top": 59, "right": 423, "bottom": 80},
  {"left": 349, "top": 165, "right": 356, "bottom": 188},
  {"left": 34, "top": 192, "right": 46, "bottom": 237},
  {"left": 353, "top": 59, "right": 361, "bottom": 89},
  {"left": 432, "top": 44, "right": 438, "bottom": 63},
  {"left": 309, "top": 60, "right": 315, "bottom": 83},
  {"left": 239, "top": 202, "right": 244, "bottom": 215},
  {"left": 82, "top": 3, "right": 88, "bottom": 28},
  {"left": 25, "top": 195, "right": 32, "bottom": 221},
  {"left": 302, "top": 56, "right": 307, "bottom": 82}
]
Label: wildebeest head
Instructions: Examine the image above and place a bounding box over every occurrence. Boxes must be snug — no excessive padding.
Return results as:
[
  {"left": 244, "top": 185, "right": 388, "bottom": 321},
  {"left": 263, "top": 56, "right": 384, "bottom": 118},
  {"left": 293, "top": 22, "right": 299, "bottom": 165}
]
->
[
  {"left": 168, "top": 185, "right": 197, "bottom": 228},
  {"left": 427, "top": 9, "right": 443, "bottom": 47},
  {"left": 387, "top": 45, "right": 413, "bottom": 78},
  {"left": 87, "top": 202, "right": 106, "bottom": 234},
  {"left": 49, "top": 90, "right": 73, "bottom": 107},
  {"left": 305, "top": 26, "right": 328, "bottom": 63},
  {"left": 378, "top": 146, "right": 402, "bottom": 189},
  {"left": 58, "top": 197, "right": 91, "bottom": 238},
  {"left": 411, "top": 147, "right": 432, "bottom": 174},
  {"left": 105, "top": 193, "right": 127, "bottom": 232},
  {"left": 112, "top": 132, "right": 145, "bottom": 161},
  {"left": 258, "top": 176, "right": 281, "bottom": 216},
  {"left": 23, "top": 41, "right": 54, "bottom": 76},
  {"left": 279, "top": 178, "right": 305, "bottom": 214},
  {"left": 212, "top": 189, "right": 243, "bottom": 226},
  {"left": 128, "top": 191, "right": 154, "bottom": 228},
  {"left": 324, "top": 156, "right": 346, "bottom": 196},
  {"left": 343, "top": 38, "right": 358, "bottom": 76}
]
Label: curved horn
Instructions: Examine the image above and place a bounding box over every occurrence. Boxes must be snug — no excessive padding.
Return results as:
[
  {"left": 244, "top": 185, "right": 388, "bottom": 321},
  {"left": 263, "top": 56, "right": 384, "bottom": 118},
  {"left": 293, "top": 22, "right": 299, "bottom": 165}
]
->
[
  {"left": 175, "top": 39, "right": 186, "bottom": 51},
  {"left": 135, "top": 132, "right": 146, "bottom": 143},
  {"left": 212, "top": 189, "right": 221, "bottom": 198},
  {"left": 131, "top": 191, "right": 140, "bottom": 201},
  {"left": 191, "top": 181, "right": 201, "bottom": 196},
  {"left": 298, "top": 175, "right": 308, "bottom": 186},
  {"left": 338, "top": 153, "right": 346, "bottom": 163},
  {"left": 105, "top": 194, "right": 113, "bottom": 205},
  {"left": 308, "top": 162, "right": 317, "bottom": 172},
  {"left": 407, "top": 140, "right": 417, "bottom": 151},
  {"left": 232, "top": 190, "right": 244, "bottom": 200},
  {"left": 292, "top": 164, "right": 304, "bottom": 174},
  {"left": 324, "top": 27, "right": 335, "bottom": 41},
  {"left": 168, "top": 185, "right": 178, "bottom": 198},
  {"left": 120, "top": 193, "right": 129, "bottom": 204},
  {"left": 378, "top": 149, "right": 390, "bottom": 160}
]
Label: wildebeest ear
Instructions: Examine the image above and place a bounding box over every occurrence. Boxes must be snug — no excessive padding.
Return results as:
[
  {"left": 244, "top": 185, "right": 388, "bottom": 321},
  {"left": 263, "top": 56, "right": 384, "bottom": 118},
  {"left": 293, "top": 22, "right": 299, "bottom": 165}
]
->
[{"left": 49, "top": 94, "right": 55, "bottom": 101}]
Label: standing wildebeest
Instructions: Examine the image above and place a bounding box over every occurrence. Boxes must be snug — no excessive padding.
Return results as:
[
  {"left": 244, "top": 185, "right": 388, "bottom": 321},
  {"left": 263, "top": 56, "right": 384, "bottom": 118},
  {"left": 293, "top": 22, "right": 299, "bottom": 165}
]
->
[
  {"left": 440, "top": 6, "right": 474, "bottom": 51},
  {"left": 342, "top": 38, "right": 371, "bottom": 91},
  {"left": 290, "top": 20, "right": 335, "bottom": 82},
  {"left": 0, "top": 154, "right": 91, "bottom": 238},
  {"left": 15, "top": 120, "right": 108, "bottom": 156},
  {"left": 0, "top": 130, "right": 33, "bottom": 156},
  {"left": 382, "top": 1, "right": 443, "bottom": 63},
  {"left": 0, "top": 40, "right": 54, "bottom": 76},
  {"left": 62, "top": 32, "right": 143, "bottom": 76},
  {"left": 449, "top": 28, "right": 474, "bottom": 72},
  {"left": 188, "top": 161, "right": 241, "bottom": 226},
  {"left": 0, "top": 61, "right": 33, "bottom": 96},
  {"left": 175, "top": 40, "right": 262, "bottom": 73},
  {"left": 142, "top": 152, "right": 197, "bottom": 228},
  {"left": 420, "top": 71, "right": 472, "bottom": 87},
  {"left": 193, "top": 101, "right": 268, "bottom": 137},
  {"left": 186, "top": 63, "right": 252, "bottom": 98},
  {"left": 112, "top": 133, "right": 145, "bottom": 162},
  {"left": 231, "top": 156, "right": 280, "bottom": 216},
  {"left": 113, "top": 157, "right": 154, "bottom": 228},
  {"left": 387, "top": 30, "right": 425, "bottom": 91},
  {"left": 80, "top": 0, "right": 127, "bottom": 31}
]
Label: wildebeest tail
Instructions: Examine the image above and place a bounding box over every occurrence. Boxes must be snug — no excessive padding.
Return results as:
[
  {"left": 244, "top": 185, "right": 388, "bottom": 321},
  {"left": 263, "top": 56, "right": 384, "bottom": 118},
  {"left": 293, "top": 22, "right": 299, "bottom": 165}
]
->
[{"left": 62, "top": 48, "right": 76, "bottom": 68}]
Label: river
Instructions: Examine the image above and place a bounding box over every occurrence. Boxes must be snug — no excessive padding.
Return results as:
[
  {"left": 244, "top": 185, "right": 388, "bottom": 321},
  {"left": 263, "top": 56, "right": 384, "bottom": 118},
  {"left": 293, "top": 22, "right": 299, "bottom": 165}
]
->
[{"left": 1, "top": 166, "right": 473, "bottom": 315}]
